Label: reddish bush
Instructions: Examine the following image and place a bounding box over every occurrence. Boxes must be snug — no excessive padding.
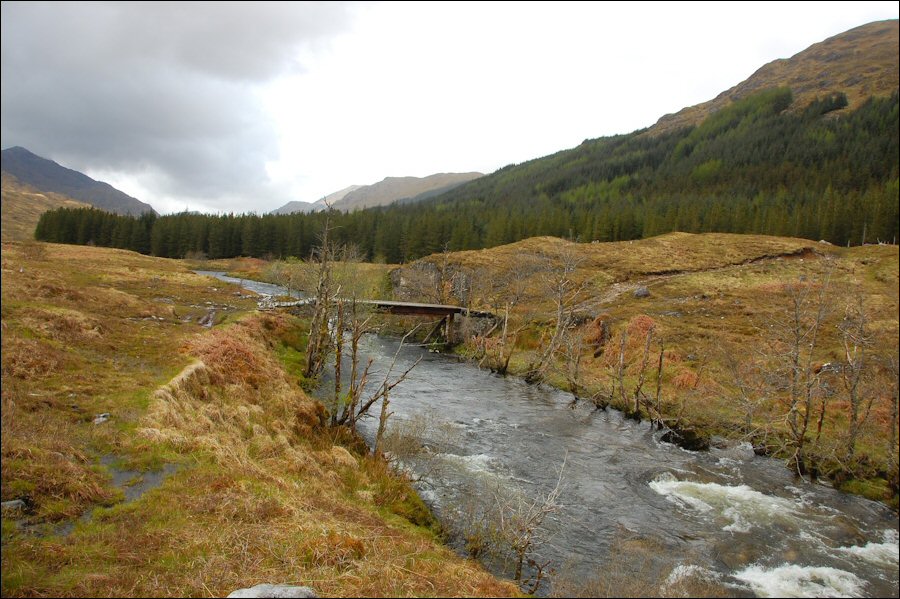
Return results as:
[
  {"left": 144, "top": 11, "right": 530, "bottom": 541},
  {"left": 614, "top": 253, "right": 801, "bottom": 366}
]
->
[{"left": 672, "top": 369, "right": 700, "bottom": 390}]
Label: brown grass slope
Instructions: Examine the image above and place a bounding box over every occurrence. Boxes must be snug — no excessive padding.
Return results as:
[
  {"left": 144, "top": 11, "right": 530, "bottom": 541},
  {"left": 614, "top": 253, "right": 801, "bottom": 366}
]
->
[
  {"left": 405, "top": 233, "right": 900, "bottom": 501},
  {"left": 1, "top": 174, "right": 91, "bottom": 241},
  {"left": 1, "top": 241, "right": 516, "bottom": 598},
  {"left": 652, "top": 19, "right": 899, "bottom": 135},
  {"left": 450, "top": 232, "right": 817, "bottom": 280}
]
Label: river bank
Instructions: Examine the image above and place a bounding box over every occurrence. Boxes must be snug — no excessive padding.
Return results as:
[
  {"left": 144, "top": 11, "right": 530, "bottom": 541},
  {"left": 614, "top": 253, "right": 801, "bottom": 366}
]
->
[
  {"left": 207, "top": 268, "right": 900, "bottom": 597},
  {"left": 1, "top": 242, "right": 517, "bottom": 597},
  {"left": 200, "top": 247, "right": 900, "bottom": 509},
  {"left": 349, "top": 335, "right": 900, "bottom": 598},
  {"left": 388, "top": 236, "right": 900, "bottom": 508}
]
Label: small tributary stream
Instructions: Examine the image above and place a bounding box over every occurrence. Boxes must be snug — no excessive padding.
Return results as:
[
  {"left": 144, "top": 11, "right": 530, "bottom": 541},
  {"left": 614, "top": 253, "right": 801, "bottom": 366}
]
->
[{"left": 203, "top": 271, "right": 900, "bottom": 598}]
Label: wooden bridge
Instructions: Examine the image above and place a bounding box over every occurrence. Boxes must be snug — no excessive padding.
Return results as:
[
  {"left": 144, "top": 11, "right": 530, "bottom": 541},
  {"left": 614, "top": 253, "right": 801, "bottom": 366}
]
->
[{"left": 258, "top": 297, "right": 495, "bottom": 343}]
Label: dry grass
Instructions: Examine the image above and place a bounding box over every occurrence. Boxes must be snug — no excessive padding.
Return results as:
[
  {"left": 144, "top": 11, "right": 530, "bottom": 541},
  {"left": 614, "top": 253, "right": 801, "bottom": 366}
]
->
[
  {"left": 412, "top": 233, "right": 899, "bottom": 497},
  {"left": 1, "top": 175, "right": 92, "bottom": 242},
  {"left": 1, "top": 241, "right": 516, "bottom": 597},
  {"left": 446, "top": 232, "right": 817, "bottom": 283}
]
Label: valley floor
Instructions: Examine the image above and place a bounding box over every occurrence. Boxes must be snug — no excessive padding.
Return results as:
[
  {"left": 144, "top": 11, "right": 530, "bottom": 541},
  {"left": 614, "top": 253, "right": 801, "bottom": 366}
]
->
[{"left": 0, "top": 241, "right": 517, "bottom": 598}]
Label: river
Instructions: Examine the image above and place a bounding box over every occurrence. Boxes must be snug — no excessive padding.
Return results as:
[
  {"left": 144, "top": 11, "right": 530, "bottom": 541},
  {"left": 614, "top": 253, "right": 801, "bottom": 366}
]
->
[{"left": 201, "top": 271, "right": 900, "bottom": 598}]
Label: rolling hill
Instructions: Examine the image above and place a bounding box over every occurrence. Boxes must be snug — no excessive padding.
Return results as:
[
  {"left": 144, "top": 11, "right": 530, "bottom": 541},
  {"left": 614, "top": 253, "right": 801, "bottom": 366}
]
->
[
  {"left": 1, "top": 146, "right": 156, "bottom": 216},
  {"left": 1, "top": 173, "right": 92, "bottom": 241}
]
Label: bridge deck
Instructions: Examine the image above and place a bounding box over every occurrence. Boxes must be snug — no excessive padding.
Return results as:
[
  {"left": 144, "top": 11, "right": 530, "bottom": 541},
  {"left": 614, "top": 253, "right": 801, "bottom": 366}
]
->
[{"left": 259, "top": 297, "right": 494, "bottom": 319}]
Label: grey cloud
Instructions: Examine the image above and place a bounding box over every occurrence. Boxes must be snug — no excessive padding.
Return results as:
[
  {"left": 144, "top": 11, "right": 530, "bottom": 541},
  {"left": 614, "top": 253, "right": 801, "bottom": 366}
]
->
[{"left": 1, "top": 1, "right": 358, "bottom": 212}]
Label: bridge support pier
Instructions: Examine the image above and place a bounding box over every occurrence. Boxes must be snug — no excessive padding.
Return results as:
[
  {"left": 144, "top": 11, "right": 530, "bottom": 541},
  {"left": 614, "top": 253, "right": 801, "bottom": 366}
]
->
[
  {"left": 445, "top": 313, "right": 454, "bottom": 344},
  {"left": 422, "top": 317, "right": 447, "bottom": 344}
]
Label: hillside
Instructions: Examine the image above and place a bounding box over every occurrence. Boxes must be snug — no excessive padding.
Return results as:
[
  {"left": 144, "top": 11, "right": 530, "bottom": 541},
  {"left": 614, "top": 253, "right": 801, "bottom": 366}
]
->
[
  {"left": 1, "top": 174, "right": 91, "bottom": 241},
  {"left": 394, "top": 232, "right": 899, "bottom": 500},
  {"left": 271, "top": 184, "right": 362, "bottom": 215},
  {"left": 31, "top": 20, "right": 900, "bottom": 264},
  {"left": 333, "top": 172, "right": 483, "bottom": 212},
  {"left": 0, "top": 240, "right": 516, "bottom": 597},
  {"left": 652, "top": 19, "right": 899, "bottom": 135},
  {"left": 1, "top": 146, "right": 156, "bottom": 216},
  {"left": 270, "top": 173, "right": 484, "bottom": 215}
]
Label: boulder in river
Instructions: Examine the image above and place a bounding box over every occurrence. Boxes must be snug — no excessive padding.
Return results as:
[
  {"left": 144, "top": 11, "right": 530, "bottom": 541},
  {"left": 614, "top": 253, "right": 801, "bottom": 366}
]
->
[{"left": 660, "top": 426, "right": 710, "bottom": 451}]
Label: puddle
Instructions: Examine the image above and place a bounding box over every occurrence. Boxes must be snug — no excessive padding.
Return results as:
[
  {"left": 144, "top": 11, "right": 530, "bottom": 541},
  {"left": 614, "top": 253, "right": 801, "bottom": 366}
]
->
[{"left": 8, "top": 457, "right": 181, "bottom": 538}]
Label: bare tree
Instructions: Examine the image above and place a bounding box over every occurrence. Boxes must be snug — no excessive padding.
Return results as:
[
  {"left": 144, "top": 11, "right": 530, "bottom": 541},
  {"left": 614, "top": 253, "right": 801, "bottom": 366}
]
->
[
  {"left": 265, "top": 257, "right": 307, "bottom": 299},
  {"left": 719, "top": 342, "right": 769, "bottom": 439},
  {"left": 304, "top": 217, "right": 338, "bottom": 381},
  {"left": 631, "top": 324, "right": 656, "bottom": 418},
  {"left": 471, "top": 258, "right": 541, "bottom": 375},
  {"left": 613, "top": 329, "right": 628, "bottom": 409},
  {"left": 330, "top": 299, "right": 346, "bottom": 426},
  {"left": 653, "top": 335, "right": 666, "bottom": 428},
  {"left": 395, "top": 243, "right": 464, "bottom": 305},
  {"left": 838, "top": 294, "right": 876, "bottom": 464},
  {"left": 764, "top": 265, "right": 834, "bottom": 479},
  {"left": 343, "top": 299, "right": 376, "bottom": 428},
  {"left": 451, "top": 455, "right": 567, "bottom": 594},
  {"left": 525, "top": 245, "right": 591, "bottom": 384},
  {"left": 557, "top": 326, "right": 588, "bottom": 400},
  {"left": 369, "top": 328, "right": 422, "bottom": 456}
]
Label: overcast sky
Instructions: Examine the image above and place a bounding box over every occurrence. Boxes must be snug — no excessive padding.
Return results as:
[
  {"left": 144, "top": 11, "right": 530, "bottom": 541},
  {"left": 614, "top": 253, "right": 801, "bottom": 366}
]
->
[{"left": 2, "top": 1, "right": 898, "bottom": 215}]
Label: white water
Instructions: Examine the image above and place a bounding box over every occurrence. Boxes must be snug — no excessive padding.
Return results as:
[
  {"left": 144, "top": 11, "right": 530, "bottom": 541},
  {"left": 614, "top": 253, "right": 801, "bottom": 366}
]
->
[
  {"left": 354, "top": 337, "right": 900, "bottom": 597},
  {"left": 734, "top": 565, "right": 867, "bottom": 598},
  {"left": 209, "top": 271, "right": 900, "bottom": 598},
  {"left": 650, "top": 472, "right": 803, "bottom": 533},
  {"left": 836, "top": 530, "right": 900, "bottom": 567}
]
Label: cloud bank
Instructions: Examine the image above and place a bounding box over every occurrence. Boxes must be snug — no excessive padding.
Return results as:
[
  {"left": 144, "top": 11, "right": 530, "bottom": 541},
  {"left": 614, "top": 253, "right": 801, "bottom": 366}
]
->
[{"left": 1, "top": 1, "right": 356, "bottom": 213}]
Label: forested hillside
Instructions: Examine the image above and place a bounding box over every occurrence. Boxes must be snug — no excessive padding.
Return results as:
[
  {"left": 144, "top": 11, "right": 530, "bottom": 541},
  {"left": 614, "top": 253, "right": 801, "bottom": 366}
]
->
[{"left": 35, "top": 88, "right": 899, "bottom": 262}]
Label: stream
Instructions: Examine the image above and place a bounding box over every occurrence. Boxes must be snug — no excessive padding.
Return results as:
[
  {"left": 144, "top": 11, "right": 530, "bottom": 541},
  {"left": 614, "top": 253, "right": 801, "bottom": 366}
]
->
[{"left": 202, "top": 271, "right": 900, "bottom": 598}]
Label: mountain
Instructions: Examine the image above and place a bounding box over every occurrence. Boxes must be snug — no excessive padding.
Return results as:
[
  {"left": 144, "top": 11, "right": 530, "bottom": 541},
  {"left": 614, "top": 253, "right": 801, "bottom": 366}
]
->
[
  {"left": 333, "top": 173, "right": 483, "bottom": 212},
  {"left": 271, "top": 174, "right": 484, "bottom": 215},
  {"left": 33, "top": 20, "right": 900, "bottom": 263},
  {"left": 271, "top": 185, "right": 363, "bottom": 215},
  {"left": 1, "top": 146, "right": 156, "bottom": 216},
  {"left": 1, "top": 173, "right": 92, "bottom": 241},
  {"left": 652, "top": 20, "right": 899, "bottom": 135},
  {"left": 369, "top": 19, "right": 897, "bottom": 257}
]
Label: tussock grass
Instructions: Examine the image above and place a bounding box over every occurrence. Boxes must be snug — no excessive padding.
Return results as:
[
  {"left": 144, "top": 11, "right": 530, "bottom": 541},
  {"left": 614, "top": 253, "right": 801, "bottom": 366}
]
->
[
  {"left": 2, "top": 241, "right": 515, "bottom": 597},
  {"left": 447, "top": 232, "right": 817, "bottom": 281}
]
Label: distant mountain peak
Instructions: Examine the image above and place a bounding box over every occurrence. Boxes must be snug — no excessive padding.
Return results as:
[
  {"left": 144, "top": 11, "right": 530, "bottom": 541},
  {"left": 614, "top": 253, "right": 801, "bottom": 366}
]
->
[
  {"left": 270, "top": 173, "right": 483, "bottom": 215},
  {"left": 333, "top": 172, "right": 484, "bottom": 212},
  {"left": 1, "top": 146, "right": 156, "bottom": 216},
  {"left": 270, "top": 184, "right": 363, "bottom": 215}
]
